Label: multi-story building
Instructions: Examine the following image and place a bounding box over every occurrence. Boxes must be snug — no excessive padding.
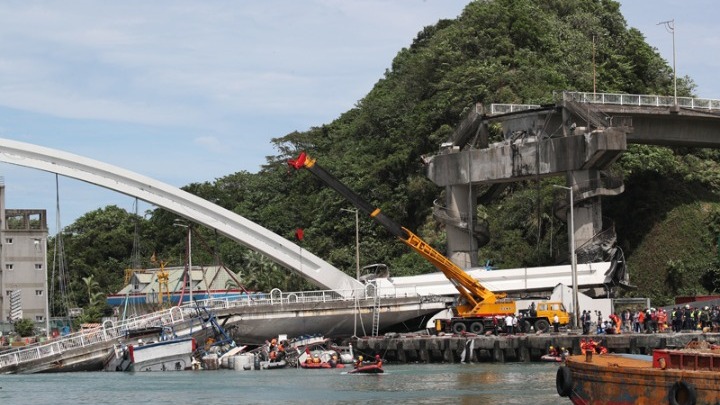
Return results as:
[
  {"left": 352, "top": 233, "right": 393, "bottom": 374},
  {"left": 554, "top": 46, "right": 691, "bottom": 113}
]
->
[{"left": 0, "top": 180, "right": 48, "bottom": 332}]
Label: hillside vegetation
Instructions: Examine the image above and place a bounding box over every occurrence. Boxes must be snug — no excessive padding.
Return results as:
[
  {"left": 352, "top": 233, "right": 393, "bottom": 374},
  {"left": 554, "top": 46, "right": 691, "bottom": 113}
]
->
[{"left": 51, "top": 0, "right": 720, "bottom": 322}]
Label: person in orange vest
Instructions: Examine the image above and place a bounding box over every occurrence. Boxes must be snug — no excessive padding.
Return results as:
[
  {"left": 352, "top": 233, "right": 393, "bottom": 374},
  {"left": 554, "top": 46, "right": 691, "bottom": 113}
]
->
[
  {"left": 637, "top": 309, "right": 646, "bottom": 333},
  {"left": 658, "top": 309, "right": 668, "bottom": 332},
  {"left": 609, "top": 313, "right": 621, "bottom": 334},
  {"left": 374, "top": 354, "right": 383, "bottom": 367},
  {"left": 277, "top": 343, "right": 286, "bottom": 361}
]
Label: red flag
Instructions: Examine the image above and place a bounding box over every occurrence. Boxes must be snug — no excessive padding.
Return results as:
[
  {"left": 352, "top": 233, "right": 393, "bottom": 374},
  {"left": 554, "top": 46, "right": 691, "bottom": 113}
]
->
[{"left": 295, "top": 228, "right": 304, "bottom": 241}]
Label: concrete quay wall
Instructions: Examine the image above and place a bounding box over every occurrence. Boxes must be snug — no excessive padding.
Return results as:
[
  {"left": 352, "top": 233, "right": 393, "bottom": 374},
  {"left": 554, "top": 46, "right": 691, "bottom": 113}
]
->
[{"left": 351, "top": 332, "right": 720, "bottom": 364}]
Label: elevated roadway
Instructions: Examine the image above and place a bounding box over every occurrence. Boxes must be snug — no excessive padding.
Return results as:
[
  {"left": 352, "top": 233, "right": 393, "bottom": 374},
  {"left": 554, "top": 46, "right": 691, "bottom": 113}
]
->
[{"left": 426, "top": 91, "right": 720, "bottom": 268}]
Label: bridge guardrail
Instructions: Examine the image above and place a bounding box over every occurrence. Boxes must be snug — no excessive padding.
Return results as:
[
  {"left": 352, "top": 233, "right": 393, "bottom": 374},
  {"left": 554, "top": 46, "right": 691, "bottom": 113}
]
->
[
  {"left": 0, "top": 285, "right": 428, "bottom": 371},
  {"left": 489, "top": 92, "right": 720, "bottom": 118},
  {"left": 560, "top": 91, "right": 720, "bottom": 110},
  {"left": 489, "top": 104, "right": 541, "bottom": 115},
  {"left": 0, "top": 304, "right": 195, "bottom": 370},
  {"left": 192, "top": 286, "right": 426, "bottom": 310}
]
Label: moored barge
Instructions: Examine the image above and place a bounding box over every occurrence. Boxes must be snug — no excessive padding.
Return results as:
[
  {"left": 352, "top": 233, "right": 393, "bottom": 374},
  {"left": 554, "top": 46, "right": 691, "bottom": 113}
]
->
[{"left": 557, "top": 342, "right": 720, "bottom": 404}]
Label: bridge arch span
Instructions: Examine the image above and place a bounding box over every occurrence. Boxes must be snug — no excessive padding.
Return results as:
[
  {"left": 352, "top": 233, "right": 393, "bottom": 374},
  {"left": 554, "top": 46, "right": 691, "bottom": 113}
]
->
[{"left": 0, "top": 138, "right": 362, "bottom": 296}]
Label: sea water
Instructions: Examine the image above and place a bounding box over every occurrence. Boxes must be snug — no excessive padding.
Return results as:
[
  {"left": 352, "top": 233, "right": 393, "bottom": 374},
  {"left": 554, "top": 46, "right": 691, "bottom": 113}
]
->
[{"left": 0, "top": 363, "right": 561, "bottom": 404}]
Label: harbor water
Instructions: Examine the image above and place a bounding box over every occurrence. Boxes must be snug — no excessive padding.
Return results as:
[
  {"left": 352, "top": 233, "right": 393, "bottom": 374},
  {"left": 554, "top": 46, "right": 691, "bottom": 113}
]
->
[{"left": 0, "top": 363, "right": 560, "bottom": 404}]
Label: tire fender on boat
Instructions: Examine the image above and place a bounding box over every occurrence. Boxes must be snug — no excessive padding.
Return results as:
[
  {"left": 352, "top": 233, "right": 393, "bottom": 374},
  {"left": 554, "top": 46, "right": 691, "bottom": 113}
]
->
[
  {"left": 668, "top": 380, "right": 696, "bottom": 405},
  {"left": 556, "top": 366, "right": 572, "bottom": 397}
]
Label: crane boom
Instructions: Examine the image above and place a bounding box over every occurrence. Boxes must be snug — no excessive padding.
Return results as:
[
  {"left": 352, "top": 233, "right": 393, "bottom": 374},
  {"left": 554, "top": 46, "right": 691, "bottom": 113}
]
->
[{"left": 288, "top": 151, "right": 504, "bottom": 314}]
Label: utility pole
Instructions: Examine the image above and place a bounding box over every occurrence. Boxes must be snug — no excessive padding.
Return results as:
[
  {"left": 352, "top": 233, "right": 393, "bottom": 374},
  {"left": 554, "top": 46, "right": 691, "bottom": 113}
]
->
[
  {"left": 658, "top": 19, "right": 677, "bottom": 106},
  {"left": 554, "top": 185, "right": 579, "bottom": 329},
  {"left": 173, "top": 221, "right": 192, "bottom": 304}
]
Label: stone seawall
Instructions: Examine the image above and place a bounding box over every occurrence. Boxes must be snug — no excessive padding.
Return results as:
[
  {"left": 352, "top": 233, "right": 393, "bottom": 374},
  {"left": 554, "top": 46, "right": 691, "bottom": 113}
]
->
[{"left": 350, "top": 332, "right": 720, "bottom": 363}]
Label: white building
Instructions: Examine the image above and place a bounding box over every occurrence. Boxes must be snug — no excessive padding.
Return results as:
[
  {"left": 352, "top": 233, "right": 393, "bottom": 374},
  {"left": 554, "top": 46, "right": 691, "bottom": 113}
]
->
[{"left": 0, "top": 180, "right": 48, "bottom": 330}]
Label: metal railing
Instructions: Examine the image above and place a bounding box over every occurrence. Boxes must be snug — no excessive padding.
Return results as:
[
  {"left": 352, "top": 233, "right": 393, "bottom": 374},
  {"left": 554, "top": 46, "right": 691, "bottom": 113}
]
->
[
  {"left": 0, "top": 305, "right": 197, "bottom": 370},
  {"left": 191, "top": 285, "right": 428, "bottom": 311},
  {"left": 488, "top": 104, "right": 542, "bottom": 115},
  {"left": 489, "top": 92, "right": 720, "bottom": 118},
  {"left": 560, "top": 91, "right": 720, "bottom": 110},
  {"left": 0, "top": 286, "right": 429, "bottom": 371}
]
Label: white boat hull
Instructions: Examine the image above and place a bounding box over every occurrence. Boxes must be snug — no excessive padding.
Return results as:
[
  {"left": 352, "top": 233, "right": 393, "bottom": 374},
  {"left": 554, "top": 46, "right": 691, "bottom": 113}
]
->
[{"left": 128, "top": 338, "right": 196, "bottom": 372}]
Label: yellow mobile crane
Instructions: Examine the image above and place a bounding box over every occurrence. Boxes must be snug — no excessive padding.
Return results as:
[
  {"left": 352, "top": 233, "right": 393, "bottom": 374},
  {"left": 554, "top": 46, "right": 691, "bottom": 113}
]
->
[{"left": 289, "top": 152, "right": 570, "bottom": 334}]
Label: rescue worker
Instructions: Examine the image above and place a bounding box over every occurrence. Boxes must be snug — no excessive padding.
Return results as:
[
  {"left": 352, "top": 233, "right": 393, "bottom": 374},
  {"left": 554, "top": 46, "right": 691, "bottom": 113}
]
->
[
  {"left": 700, "top": 307, "right": 711, "bottom": 331},
  {"left": 277, "top": 343, "right": 286, "bottom": 361},
  {"left": 269, "top": 338, "right": 277, "bottom": 352},
  {"left": 658, "top": 309, "right": 668, "bottom": 332},
  {"left": 375, "top": 354, "right": 382, "bottom": 367},
  {"left": 553, "top": 314, "right": 560, "bottom": 333},
  {"left": 609, "top": 313, "right": 621, "bottom": 334},
  {"left": 580, "top": 310, "right": 588, "bottom": 334},
  {"left": 688, "top": 307, "right": 697, "bottom": 330},
  {"left": 548, "top": 345, "right": 559, "bottom": 357},
  {"left": 355, "top": 355, "right": 364, "bottom": 369},
  {"left": 505, "top": 314, "right": 514, "bottom": 335}
]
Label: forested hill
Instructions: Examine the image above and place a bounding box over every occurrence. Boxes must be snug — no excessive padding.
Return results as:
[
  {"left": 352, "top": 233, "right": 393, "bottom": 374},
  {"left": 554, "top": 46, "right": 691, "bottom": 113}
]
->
[{"left": 56, "top": 0, "right": 720, "bottom": 323}]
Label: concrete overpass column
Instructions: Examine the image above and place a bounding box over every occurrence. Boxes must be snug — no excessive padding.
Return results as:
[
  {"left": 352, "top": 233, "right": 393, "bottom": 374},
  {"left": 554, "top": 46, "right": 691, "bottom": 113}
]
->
[
  {"left": 566, "top": 170, "right": 603, "bottom": 252},
  {"left": 446, "top": 184, "right": 478, "bottom": 268}
]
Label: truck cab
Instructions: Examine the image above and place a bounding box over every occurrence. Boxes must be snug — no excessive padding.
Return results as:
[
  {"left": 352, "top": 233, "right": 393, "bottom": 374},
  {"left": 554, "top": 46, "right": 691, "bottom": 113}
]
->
[
  {"left": 518, "top": 301, "right": 570, "bottom": 332},
  {"left": 535, "top": 302, "right": 570, "bottom": 324}
]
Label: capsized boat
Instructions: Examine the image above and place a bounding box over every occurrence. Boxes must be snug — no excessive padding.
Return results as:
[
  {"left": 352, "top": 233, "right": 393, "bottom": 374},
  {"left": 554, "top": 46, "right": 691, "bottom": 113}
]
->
[
  {"left": 105, "top": 305, "right": 235, "bottom": 372},
  {"left": 557, "top": 341, "right": 720, "bottom": 404},
  {"left": 104, "top": 325, "right": 198, "bottom": 372},
  {"left": 127, "top": 337, "right": 197, "bottom": 372}
]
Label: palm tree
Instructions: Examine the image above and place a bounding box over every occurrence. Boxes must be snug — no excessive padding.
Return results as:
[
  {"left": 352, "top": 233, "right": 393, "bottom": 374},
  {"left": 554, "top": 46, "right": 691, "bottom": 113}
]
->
[{"left": 82, "top": 275, "right": 100, "bottom": 305}]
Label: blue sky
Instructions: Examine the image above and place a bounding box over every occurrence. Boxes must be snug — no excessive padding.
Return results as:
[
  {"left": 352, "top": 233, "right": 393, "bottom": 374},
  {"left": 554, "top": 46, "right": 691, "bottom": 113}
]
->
[{"left": 0, "top": 1, "right": 717, "bottom": 234}]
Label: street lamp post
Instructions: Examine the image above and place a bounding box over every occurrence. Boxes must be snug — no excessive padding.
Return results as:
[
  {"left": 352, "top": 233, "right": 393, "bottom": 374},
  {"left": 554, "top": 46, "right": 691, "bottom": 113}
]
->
[
  {"left": 658, "top": 19, "right": 677, "bottom": 106},
  {"left": 554, "top": 185, "right": 579, "bottom": 329},
  {"left": 341, "top": 208, "right": 361, "bottom": 281},
  {"left": 174, "top": 221, "right": 193, "bottom": 304}
]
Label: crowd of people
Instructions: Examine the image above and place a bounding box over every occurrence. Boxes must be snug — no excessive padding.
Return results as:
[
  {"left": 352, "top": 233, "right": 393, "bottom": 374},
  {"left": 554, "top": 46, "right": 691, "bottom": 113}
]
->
[{"left": 579, "top": 304, "right": 720, "bottom": 335}]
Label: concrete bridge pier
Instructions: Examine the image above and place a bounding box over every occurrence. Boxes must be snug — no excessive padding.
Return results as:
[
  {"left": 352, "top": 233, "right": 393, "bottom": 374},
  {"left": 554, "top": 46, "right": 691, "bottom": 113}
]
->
[
  {"left": 564, "top": 169, "right": 605, "bottom": 251},
  {"left": 445, "top": 184, "right": 479, "bottom": 268}
]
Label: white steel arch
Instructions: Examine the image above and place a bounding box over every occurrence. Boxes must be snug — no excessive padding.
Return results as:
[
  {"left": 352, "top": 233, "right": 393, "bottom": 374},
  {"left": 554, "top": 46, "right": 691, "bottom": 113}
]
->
[{"left": 0, "top": 138, "right": 362, "bottom": 296}]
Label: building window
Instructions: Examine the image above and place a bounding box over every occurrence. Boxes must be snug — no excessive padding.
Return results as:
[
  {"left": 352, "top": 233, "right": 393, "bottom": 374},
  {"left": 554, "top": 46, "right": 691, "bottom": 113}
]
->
[
  {"left": 35, "top": 290, "right": 43, "bottom": 296},
  {"left": 5, "top": 238, "right": 12, "bottom": 244},
  {"left": 5, "top": 264, "right": 13, "bottom": 271},
  {"left": 33, "top": 239, "right": 41, "bottom": 251},
  {"left": 35, "top": 315, "right": 44, "bottom": 322},
  {"left": 35, "top": 264, "right": 43, "bottom": 270}
]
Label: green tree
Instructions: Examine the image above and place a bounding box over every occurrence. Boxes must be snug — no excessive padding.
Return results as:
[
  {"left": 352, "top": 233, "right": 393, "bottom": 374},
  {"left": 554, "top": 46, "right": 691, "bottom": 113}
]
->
[{"left": 14, "top": 318, "right": 35, "bottom": 337}]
